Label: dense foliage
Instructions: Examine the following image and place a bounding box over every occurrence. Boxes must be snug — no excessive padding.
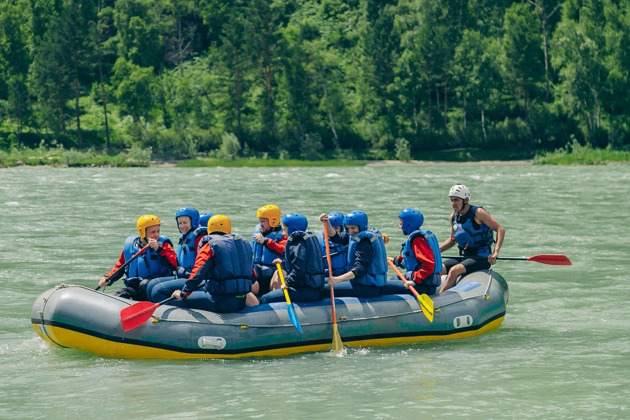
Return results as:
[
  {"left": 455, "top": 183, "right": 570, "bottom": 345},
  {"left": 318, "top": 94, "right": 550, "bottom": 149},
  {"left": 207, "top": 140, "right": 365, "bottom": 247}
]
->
[{"left": 1, "top": 0, "right": 629, "bottom": 160}]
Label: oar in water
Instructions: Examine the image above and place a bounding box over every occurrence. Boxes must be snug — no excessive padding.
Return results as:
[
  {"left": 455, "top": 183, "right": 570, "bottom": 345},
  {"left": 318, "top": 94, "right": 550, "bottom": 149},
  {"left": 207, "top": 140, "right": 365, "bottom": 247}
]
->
[
  {"left": 323, "top": 223, "right": 344, "bottom": 354},
  {"left": 275, "top": 263, "right": 303, "bottom": 334},
  {"left": 96, "top": 245, "right": 149, "bottom": 291},
  {"left": 387, "top": 259, "right": 434, "bottom": 323},
  {"left": 442, "top": 254, "right": 572, "bottom": 266}
]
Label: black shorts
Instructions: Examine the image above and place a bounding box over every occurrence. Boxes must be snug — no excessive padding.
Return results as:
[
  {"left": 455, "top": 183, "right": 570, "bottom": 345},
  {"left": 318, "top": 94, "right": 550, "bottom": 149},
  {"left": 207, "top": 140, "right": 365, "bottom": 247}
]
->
[{"left": 443, "top": 257, "right": 490, "bottom": 274}]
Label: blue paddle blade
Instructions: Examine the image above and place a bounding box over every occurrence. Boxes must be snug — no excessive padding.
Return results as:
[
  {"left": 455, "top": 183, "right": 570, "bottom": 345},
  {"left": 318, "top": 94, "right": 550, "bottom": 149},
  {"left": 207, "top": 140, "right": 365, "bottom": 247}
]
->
[{"left": 286, "top": 303, "right": 303, "bottom": 334}]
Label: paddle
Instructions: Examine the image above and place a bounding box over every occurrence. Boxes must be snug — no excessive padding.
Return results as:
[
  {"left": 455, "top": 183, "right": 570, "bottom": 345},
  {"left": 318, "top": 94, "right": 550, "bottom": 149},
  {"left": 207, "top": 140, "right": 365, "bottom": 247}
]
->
[
  {"left": 275, "top": 263, "right": 303, "bottom": 334},
  {"left": 323, "top": 223, "right": 344, "bottom": 353},
  {"left": 96, "top": 245, "right": 150, "bottom": 291},
  {"left": 387, "top": 259, "right": 434, "bottom": 323},
  {"left": 120, "top": 283, "right": 206, "bottom": 332},
  {"left": 442, "top": 254, "right": 572, "bottom": 266},
  {"left": 120, "top": 296, "right": 175, "bottom": 332}
]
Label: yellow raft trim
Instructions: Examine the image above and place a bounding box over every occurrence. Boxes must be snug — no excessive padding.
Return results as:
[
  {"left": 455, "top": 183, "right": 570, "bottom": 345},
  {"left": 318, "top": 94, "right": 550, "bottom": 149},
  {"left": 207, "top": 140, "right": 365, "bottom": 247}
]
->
[{"left": 32, "top": 316, "right": 504, "bottom": 359}]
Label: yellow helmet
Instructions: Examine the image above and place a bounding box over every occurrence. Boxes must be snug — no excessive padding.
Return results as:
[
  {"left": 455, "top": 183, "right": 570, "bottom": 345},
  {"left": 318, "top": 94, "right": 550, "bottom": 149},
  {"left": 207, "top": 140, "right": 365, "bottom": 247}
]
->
[
  {"left": 256, "top": 204, "right": 281, "bottom": 227},
  {"left": 207, "top": 214, "right": 232, "bottom": 234},
  {"left": 137, "top": 214, "right": 160, "bottom": 238}
]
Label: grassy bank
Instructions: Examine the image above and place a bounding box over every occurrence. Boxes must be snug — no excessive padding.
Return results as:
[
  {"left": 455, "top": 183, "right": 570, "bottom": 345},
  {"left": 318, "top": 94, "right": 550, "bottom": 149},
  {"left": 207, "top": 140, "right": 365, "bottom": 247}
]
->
[
  {"left": 175, "top": 158, "right": 364, "bottom": 167},
  {"left": 0, "top": 143, "right": 152, "bottom": 168},
  {"left": 2, "top": 141, "right": 629, "bottom": 168},
  {"left": 533, "top": 140, "right": 630, "bottom": 165}
]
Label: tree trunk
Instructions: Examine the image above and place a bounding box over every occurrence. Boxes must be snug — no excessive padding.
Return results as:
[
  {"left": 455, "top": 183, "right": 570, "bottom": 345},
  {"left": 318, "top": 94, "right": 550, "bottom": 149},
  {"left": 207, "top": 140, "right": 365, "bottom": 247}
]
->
[
  {"left": 322, "top": 82, "right": 340, "bottom": 150},
  {"left": 97, "top": 0, "right": 111, "bottom": 149},
  {"left": 74, "top": 77, "right": 82, "bottom": 148},
  {"left": 481, "top": 108, "right": 487, "bottom": 143}
]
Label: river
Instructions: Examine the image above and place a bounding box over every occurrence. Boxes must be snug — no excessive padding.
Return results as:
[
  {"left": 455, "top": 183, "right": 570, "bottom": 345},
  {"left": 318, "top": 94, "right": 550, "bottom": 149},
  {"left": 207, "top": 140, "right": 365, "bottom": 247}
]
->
[{"left": 0, "top": 164, "right": 628, "bottom": 419}]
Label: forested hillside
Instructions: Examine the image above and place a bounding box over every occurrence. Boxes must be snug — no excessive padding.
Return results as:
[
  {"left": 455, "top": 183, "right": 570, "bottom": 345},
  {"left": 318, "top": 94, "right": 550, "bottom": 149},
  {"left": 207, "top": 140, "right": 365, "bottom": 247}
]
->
[{"left": 1, "top": 0, "right": 628, "bottom": 160}]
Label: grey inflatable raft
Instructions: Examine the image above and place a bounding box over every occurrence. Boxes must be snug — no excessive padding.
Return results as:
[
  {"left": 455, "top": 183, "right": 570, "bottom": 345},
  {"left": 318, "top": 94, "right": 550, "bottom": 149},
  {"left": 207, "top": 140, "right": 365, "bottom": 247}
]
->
[{"left": 31, "top": 270, "right": 508, "bottom": 359}]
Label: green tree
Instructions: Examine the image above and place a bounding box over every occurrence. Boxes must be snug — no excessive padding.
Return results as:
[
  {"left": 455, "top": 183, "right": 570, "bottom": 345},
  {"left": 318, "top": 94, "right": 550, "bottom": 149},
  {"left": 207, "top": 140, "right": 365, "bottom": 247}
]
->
[
  {"left": 527, "top": 0, "right": 562, "bottom": 100},
  {"left": 502, "top": 3, "right": 545, "bottom": 119},
  {"left": 94, "top": 0, "right": 118, "bottom": 149},
  {"left": 551, "top": 1, "right": 608, "bottom": 146},
  {"left": 29, "top": 13, "right": 72, "bottom": 139},
  {"left": 451, "top": 30, "right": 501, "bottom": 145},
  {"left": 357, "top": 0, "right": 400, "bottom": 150},
  {"left": 246, "top": 0, "right": 284, "bottom": 145},
  {"left": 216, "top": 6, "right": 253, "bottom": 147},
  {"left": 111, "top": 58, "right": 157, "bottom": 144},
  {"left": 113, "top": 0, "right": 166, "bottom": 71},
  {"left": 601, "top": 0, "right": 630, "bottom": 147},
  {"left": 59, "top": 0, "right": 98, "bottom": 148},
  {"left": 0, "top": 1, "right": 32, "bottom": 145},
  {"left": 391, "top": 0, "right": 467, "bottom": 148}
]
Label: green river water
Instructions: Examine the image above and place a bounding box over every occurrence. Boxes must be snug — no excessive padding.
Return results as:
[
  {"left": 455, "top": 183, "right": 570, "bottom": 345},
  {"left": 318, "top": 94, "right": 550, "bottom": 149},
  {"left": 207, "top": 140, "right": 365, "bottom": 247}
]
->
[{"left": 0, "top": 164, "right": 628, "bottom": 419}]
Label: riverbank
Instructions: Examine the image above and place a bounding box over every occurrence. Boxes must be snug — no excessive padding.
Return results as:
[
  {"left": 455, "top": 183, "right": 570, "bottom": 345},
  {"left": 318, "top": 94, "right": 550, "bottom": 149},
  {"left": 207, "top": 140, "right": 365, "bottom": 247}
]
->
[{"left": 1, "top": 142, "right": 628, "bottom": 168}]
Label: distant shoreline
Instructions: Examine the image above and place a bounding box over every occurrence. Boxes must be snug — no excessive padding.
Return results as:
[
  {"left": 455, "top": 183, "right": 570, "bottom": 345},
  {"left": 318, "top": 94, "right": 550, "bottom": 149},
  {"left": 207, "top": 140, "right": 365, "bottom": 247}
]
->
[{"left": 2, "top": 141, "right": 629, "bottom": 168}]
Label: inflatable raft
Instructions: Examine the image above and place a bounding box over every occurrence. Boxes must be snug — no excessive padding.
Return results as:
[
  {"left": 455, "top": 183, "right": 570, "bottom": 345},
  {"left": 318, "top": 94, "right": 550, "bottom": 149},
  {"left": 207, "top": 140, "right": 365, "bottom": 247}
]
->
[{"left": 31, "top": 270, "right": 508, "bottom": 359}]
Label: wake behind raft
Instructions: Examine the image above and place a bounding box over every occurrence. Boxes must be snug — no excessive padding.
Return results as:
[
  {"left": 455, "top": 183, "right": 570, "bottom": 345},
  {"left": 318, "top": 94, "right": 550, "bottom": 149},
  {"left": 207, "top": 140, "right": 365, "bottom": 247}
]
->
[{"left": 31, "top": 270, "right": 508, "bottom": 359}]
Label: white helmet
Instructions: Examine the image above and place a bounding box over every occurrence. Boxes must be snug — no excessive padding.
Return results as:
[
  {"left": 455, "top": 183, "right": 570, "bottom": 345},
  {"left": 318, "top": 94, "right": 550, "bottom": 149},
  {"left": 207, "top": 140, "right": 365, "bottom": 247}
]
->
[{"left": 449, "top": 184, "right": 471, "bottom": 200}]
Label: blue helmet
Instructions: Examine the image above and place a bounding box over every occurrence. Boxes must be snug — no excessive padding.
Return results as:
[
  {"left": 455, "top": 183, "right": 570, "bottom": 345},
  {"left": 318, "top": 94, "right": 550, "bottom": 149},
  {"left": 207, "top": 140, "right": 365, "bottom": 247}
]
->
[
  {"left": 175, "top": 207, "right": 200, "bottom": 231},
  {"left": 327, "top": 211, "right": 345, "bottom": 228},
  {"left": 281, "top": 213, "right": 308, "bottom": 235},
  {"left": 399, "top": 208, "right": 424, "bottom": 235},
  {"left": 343, "top": 210, "right": 368, "bottom": 232},
  {"left": 198, "top": 212, "right": 214, "bottom": 228}
]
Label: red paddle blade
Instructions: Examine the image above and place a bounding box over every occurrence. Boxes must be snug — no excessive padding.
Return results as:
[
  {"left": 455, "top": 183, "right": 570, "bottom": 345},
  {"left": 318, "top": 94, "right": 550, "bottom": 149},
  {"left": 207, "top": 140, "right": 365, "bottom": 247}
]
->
[
  {"left": 120, "top": 301, "right": 159, "bottom": 331},
  {"left": 527, "top": 254, "right": 572, "bottom": 266}
]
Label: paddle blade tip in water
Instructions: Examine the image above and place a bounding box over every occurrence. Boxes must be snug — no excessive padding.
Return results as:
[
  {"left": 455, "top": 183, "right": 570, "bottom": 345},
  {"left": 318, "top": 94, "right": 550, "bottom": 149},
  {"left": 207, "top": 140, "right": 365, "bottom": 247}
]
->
[{"left": 330, "top": 324, "right": 345, "bottom": 356}]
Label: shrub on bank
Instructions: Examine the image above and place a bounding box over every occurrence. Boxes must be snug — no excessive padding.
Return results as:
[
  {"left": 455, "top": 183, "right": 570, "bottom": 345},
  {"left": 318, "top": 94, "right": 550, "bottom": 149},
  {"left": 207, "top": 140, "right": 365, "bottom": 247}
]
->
[
  {"left": 533, "top": 140, "right": 630, "bottom": 165},
  {"left": 0, "top": 144, "right": 151, "bottom": 168}
]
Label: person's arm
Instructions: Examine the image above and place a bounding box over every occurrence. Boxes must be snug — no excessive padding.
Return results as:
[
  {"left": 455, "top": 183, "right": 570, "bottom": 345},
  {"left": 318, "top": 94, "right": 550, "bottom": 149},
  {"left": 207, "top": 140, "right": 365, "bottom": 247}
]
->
[
  {"left": 411, "top": 237, "right": 435, "bottom": 282},
  {"left": 475, "top": 208, "right": 505, "bottom": 264},
  {"left": 264, "top": 235, "right": 287, "bottom": 256},
  {"left": 188, "top": 243, "right": 212, "bottom": 279},
  {"left": 100, "top": 251, "right": 126, "bottom": 287},
  {"left": 158, "top": 241, "right": 178, "bottom": 270},
  {"left": 180, "top": 247, "right": 215, "bottom": 296},
  {"left": 319, "top": 213, "right": 337, "bottom": 238},
  {"left": 439, "top": 214, "right": 456, "bottom": 252}
]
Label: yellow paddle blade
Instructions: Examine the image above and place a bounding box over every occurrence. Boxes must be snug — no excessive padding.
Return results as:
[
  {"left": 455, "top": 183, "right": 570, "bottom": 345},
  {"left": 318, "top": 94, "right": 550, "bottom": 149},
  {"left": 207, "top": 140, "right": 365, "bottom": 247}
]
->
[
  {"left": 328, "top": 324, "right": 346, "bottom": 357},
  {"left": 417, "top": 294, "right": 434, "bottom": 323},
  {"left": 331, "top": 324, "right": 344, "bottom": 352}
]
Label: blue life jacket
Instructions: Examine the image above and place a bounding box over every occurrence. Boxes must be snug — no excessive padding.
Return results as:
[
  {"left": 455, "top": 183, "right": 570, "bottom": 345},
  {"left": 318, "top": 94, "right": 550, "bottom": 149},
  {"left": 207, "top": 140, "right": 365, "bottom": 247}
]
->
[
  {"left": 402, "top": 229, "right": 443, "bottom": 287},
  {"left": 452, "top": 205, "right": 495, "bottom": 257},
  {"left": 251, "top": 224, "right": 284, "bottom": 265},
  {"left": 123, "top": 235, "right": 174, "bottom": 280},
  {"left": 346, "top": 229, "right": 388, "bottom": 287},
  {"left": 204, "top": 234, "right": 253, "bottom": 296},
  {"left": 285, "top": 231, "right": 325, "bottom": 289},
  {"left": 177, "top": 226, "right": 207, "bottom": 272},
  {"left": 316, "top": 229, "right": 347, "bottom": 276}
]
